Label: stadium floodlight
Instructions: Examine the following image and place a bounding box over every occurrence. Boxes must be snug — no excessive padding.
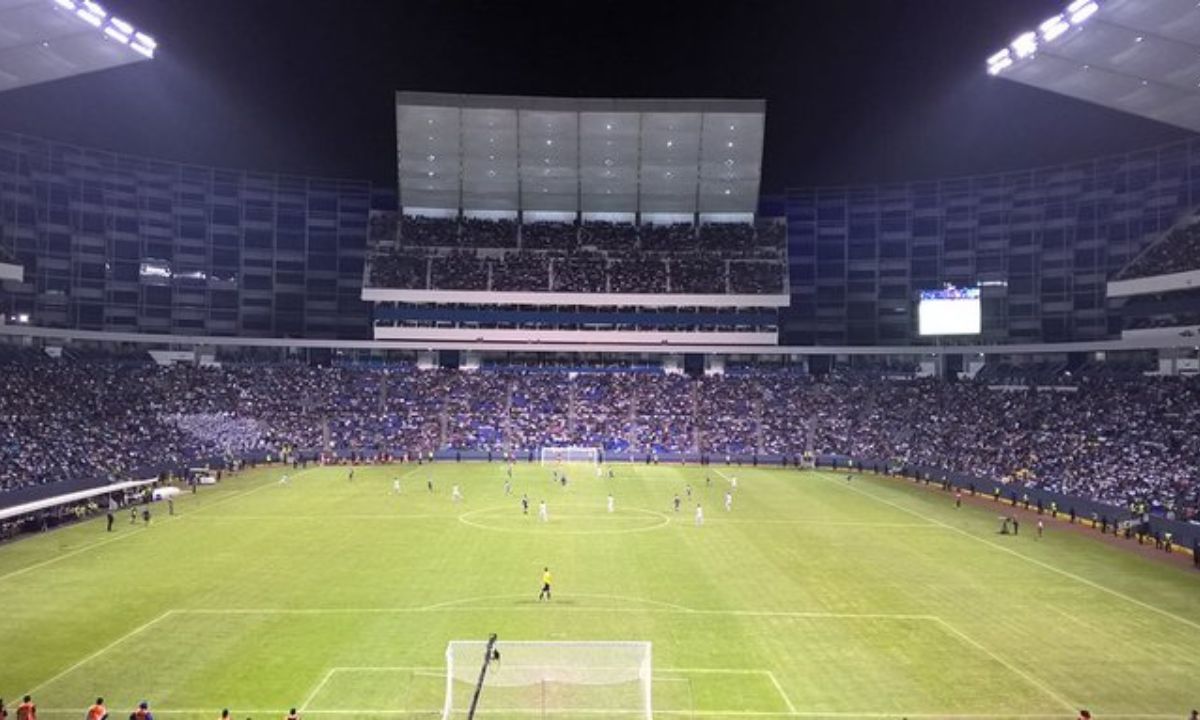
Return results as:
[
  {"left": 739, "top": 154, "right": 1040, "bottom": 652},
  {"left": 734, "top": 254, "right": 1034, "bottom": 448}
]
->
[
  {"left": 986, "top": 48, "right": 1014, "bottom": 76},
  {"left": 52, "top": 0, "right": 76, "bottom": 9},
  {"left": 1067, "top": 0, "right": 1098, "bottom": 25},
  {"left": 103, "top": 26, "right": 129, "bottom": 43},
  {"left": 1010, "top": 31, "right": 1038, "bottom": 59},
  {"left": 75, "top": 7, "right": 103, "bottom": 26},
  {"left": 130, "top": 31, "right": 157, "bottom": 58},
  {"left": 109, "top": 16, "right": 133, "bottom": 34},
  {"left": 1039, "top": 14, "right": 1070, "bottom": 43}
]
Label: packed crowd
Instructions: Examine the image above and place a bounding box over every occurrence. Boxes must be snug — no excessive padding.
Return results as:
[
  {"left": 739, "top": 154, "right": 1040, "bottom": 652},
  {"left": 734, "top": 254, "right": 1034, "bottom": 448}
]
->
[
  {"left": 368, "top": 218, "right": 787, "bottom": 294},
  {"left": 1, "top": 356, "right": 1197, "bottom": 518},
  {"left": 1119, "top": 219, "right": 1200, "bottom": 279}
]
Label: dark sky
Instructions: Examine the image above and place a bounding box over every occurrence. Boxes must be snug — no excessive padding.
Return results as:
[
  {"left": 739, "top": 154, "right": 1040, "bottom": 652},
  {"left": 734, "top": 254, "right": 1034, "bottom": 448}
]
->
[{"left": 0, "top": 0, "right": 1192, "bottom": 192}]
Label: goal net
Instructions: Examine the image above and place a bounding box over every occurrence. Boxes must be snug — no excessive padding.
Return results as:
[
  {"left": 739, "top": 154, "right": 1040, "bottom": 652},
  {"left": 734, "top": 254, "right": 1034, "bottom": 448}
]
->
[
  {"left": 442, "top": 640, "right": 652, "bottom": 720},
  {"left": 538, "top": 446, "right": 600, "bottom": 465}
]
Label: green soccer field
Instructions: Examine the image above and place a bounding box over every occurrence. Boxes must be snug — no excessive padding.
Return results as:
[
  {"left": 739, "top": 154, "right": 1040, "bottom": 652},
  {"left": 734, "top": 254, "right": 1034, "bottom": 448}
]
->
[{"left": 1, "top": 463, "right": 1198, "bottom": 720}]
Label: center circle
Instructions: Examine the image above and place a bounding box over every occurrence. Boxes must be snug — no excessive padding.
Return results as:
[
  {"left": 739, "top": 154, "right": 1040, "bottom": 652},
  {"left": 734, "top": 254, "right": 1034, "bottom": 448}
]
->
[{"left": 458, "top": 503, "right": 671, "bottom": 535}]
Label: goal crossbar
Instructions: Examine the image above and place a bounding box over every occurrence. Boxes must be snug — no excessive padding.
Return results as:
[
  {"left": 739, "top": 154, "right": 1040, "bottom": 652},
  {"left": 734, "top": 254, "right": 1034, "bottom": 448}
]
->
[
  {"left": 443, "top": 640, "right": 651, "bottom": 720},
  {"left": 538, "top": 446, "right": 600, "bottom": 465}
]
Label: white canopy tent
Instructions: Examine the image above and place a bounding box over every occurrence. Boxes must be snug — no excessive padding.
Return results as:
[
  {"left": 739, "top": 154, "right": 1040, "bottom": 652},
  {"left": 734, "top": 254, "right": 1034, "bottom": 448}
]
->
[{"left": 396, "top": 92, "right": 766, "bottom": 218}]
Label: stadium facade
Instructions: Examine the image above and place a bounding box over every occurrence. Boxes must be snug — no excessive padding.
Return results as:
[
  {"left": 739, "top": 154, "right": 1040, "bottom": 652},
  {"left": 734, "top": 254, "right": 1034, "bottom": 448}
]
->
[{"left": 3, "top": 127, "right": 1200, "bottom": 347}]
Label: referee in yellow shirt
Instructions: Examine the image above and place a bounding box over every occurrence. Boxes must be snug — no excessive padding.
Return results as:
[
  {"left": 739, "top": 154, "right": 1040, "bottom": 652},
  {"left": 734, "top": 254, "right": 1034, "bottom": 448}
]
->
[{"left": 538, "top": 567, "right": 552, "bottom": 601}]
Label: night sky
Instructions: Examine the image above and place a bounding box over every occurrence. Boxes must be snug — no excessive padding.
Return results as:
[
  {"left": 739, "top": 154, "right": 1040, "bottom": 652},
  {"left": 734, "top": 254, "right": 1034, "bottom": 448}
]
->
[{"left": 0, "top": 0, "right": 1191, "bottom": 192}]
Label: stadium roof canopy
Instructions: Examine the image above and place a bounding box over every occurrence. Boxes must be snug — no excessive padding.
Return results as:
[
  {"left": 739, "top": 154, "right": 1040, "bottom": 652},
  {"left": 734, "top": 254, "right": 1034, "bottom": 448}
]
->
[
  {"left": 0, "top": 0, "right": 155, "bottom": 94},
  {"left": 395, "top": 92, "right": 766, "bottom": 218},
  {"left": 986, "top": 0, "right": 1200, "bottom": 133}
]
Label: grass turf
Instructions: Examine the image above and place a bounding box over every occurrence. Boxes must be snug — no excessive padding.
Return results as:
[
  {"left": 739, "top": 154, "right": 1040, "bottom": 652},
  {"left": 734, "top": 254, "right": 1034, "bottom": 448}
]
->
[{"left": 1, "top": 463, "right": 1197, "bottom": 720}]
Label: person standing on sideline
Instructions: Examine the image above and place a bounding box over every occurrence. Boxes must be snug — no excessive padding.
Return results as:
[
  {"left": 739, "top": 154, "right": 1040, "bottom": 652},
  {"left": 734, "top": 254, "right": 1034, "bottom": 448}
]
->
[
  {"left": 86, "top": 698, "right": 107, "bottom": 720},
  {"left": 1037, "top": 519, "right": 1044, "bottom": 538},
  {"left": 15, "top": 696, "right": 34, "bottom": 720},
  {"left": 955, "top": 490, "right": 962, "bottom": 508},
  {"left": 131, "top": 701, "right": 153, "bottom": 720}
]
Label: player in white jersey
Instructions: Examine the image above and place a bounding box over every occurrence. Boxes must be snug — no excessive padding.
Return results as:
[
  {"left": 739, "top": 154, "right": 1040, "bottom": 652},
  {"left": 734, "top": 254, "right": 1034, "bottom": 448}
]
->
[
  {"left": 724, "top": 490, "right": 733, "bottom": 511},
  {"left": 503, "top": 479, "right": 512, "bottom": 495},
  {"left": 730, "top": 476, "right": 738, "bottom": 490},
  {"left": 392, "top": 478, "right": 401, "bottom": 494},
  {"left": 279, "top": 474, "right": 289, "bottom": 485},
  {"left": 538, "top": 500, "right": 549, "bottom": 522},
  {"left": 451, "top": 485, "right": 463, "bottom": 503},
  {"left": 607, "top": 494, "right": 614, "bottom": 513},
  {"left": 694, "top": 504, "right": 704, "bottom": 526}
]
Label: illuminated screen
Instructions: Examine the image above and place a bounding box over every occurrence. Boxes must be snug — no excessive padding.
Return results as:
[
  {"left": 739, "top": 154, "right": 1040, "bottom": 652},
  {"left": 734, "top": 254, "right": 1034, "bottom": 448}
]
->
[{"left": 918, "top": 287, "right": 981, "bottom": 336}]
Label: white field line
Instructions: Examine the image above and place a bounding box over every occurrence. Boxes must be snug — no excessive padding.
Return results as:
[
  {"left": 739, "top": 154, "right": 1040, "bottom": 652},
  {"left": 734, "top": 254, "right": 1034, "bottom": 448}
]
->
[
  {"left": 931, "top": 617, "right": 1075, "bottom": 713},
  {"left": 766, "top": 671, "right": 797, "bottom": 714},
  {"left": 26, "top": 609, "right": 176, "bottom": 695},
  {"left": 818, "top": 472, "right": 1200, "bottom": 635},
  {"left": 171, "top": 606, "right": 940, "bottom": 622},
  {"left": 0, "top": 528, "right": 147, "bottom": 583},
  {"left": 29, "top": 711, "right": 1187, "bottom": 719},
  {"left": 298, "top": 668, "right": 336, "bottom": 712},
  {"left": 0, "top": 470, "right": 289, "bottom": 585}
]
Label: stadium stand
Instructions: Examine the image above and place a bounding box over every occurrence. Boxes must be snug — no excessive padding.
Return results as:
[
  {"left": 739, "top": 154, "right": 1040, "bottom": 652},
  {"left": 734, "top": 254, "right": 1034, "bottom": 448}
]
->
[
  {"left": 366, "top": 218, "right": 786, "bottom": 294},
  {"left": 0, "top": 356, "right": 1195, "bottom": 520},
  {"left": 1117, "top": 216, "right": 1200, "bottom": 280}
]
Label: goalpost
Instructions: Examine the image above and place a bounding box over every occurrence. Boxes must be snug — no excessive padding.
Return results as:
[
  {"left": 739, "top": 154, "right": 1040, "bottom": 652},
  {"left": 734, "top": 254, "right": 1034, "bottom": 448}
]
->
[
  {"left": 442, "top": 640, "right": 652, "bottom": 720},
  {"left": 538, "top": 446, "right": 600, "bottom": 465}
]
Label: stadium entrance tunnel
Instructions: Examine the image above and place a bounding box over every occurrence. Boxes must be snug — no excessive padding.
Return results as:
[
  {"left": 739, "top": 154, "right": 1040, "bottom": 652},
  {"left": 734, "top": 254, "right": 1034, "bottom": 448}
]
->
[{"left": 458, "top": 504, "right": 670, "bottom": 535}]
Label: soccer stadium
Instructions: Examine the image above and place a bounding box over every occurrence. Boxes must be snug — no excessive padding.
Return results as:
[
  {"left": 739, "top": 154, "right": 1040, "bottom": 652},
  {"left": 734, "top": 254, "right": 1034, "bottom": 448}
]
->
[{"left": 1, "top": 1, "right": 1199, "bottom": 719}]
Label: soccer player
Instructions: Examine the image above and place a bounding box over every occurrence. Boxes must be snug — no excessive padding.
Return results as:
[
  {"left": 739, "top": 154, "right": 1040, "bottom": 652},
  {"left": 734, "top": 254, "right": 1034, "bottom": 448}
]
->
[
  {"left": 426, "top": 476, "right": 434, "bottom": 493},
  {"left": 1, "top": 698, "right": 7, "bottom": 720},
  {"left": 348, "top": 468, "right": 354, "bottom": 482},
  {"left": 131, "top": 701, "right": 153, "bottom": 720},
  {"left": 106, "top": 511, "right": 114, "bottom": 532},
  {"left": 451, "top": 485, "right": 463, "bottom": 503},
  {"left": 695, "top": 504, "right": 704, "bottom": 526},
  {"left": 392, "top": 477, "right": 401, "bottom": 494},
  {"left": 538, "top": 500, "right": 549, "bottom": 522},
  {"left": 86, "top": 698, "right": 107, "bottom": 720},
  {"left": 129, "top": 506, "right": 137, "bottom": 525},
  {"left": 730, "top": 476, "right": 738, "bottom": 490},
  {"left": 1037, "top": 519, "right": 1044, "bottom": 539},
  {"left": 521, "top": 494, "right": 529, "bottom": 514},
  {"left": 285, "top": 709, "right": 299, "bottom": 720},
  {"left": 685, "top": 484, "right": 692, "bottom": 500},
  {"left": 724, "top": 491, "right": 732, "bottom": 512},
  {"left": 608, "top": 467, "right": 614, "bottom": 480},
  {"left": 279, "top": 474, "right": 289, "bottom": 486},
  {"left": 503, "top": 479, "right": 512, "bottom": 496},
  {"left": 705, "top": 475, "right": 712, "bottom": 488},
  {"left": 673, "top": 495, "right": 681, "bottom": 512},
  {"left": 955, "top": 490, "right": 962, "bottom": 508},
  {"left": 595, "top": 465, "right": 603, "bottom": 478},
  {"left": 15, "top": 696, "right": 34, "bottom": 720},
  {"left": 219, "top": 710, "right": 230, "bottom": 720},
  {"left": 607, "top": 494, "right": 614, "bottom": 513},
  {"left": 538, "top": 567, "right": 553, "bottom": 601},
  {"left": 141, "top": 506, "right": 151, "bottom": 526},
  {"left": 560, "top": 474, "right": 567, "bottom": 488}
]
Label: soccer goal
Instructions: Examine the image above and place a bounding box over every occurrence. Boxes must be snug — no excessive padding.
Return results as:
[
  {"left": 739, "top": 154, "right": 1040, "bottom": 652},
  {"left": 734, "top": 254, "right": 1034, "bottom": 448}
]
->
[
  {"left": 538, "top": 446, "right": 600, "bottom": 465},
  {"left": 442, "top": 640, "right": 652, "bottom": 720}
]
